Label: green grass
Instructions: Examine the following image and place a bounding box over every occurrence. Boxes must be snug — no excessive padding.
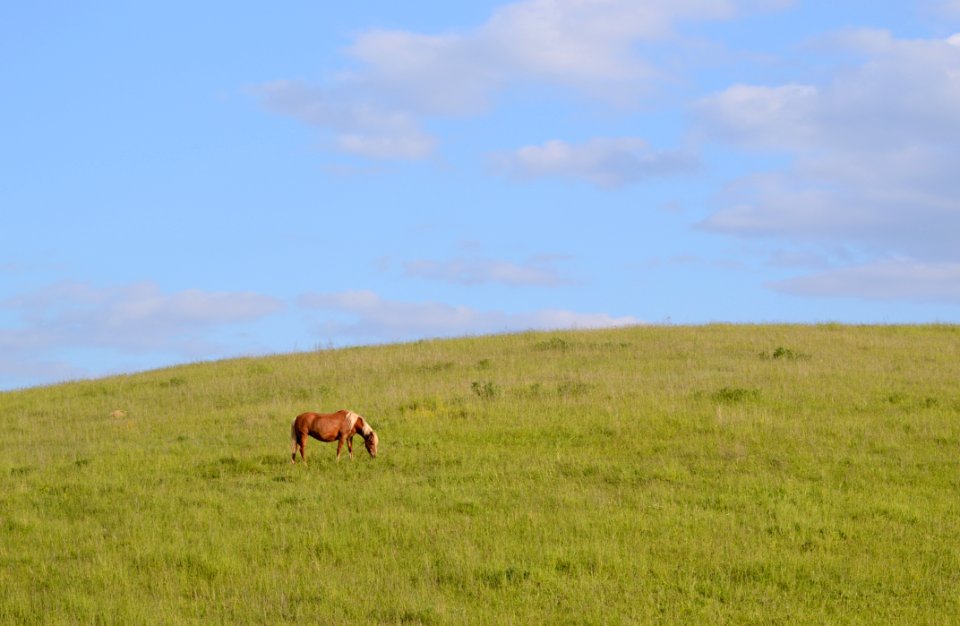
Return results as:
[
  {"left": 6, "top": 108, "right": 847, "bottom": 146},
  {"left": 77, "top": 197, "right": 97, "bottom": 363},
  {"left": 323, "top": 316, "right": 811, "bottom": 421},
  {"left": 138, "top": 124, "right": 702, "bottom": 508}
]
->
[{"left": 2, "top": 324, "right": 959, "bottom": 624}]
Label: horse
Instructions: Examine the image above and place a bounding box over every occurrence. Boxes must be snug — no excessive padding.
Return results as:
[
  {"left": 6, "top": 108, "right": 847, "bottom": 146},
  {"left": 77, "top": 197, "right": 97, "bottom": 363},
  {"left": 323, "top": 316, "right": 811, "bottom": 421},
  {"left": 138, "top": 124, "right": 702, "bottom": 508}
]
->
[{"left": 290, "top": 409, "right": 379, "bottom": 463}]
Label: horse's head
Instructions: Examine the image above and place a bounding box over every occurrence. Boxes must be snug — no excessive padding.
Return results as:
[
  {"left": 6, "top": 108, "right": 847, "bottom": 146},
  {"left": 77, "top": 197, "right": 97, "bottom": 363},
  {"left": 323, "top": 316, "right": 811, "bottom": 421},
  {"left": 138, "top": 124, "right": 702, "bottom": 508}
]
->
[{"left": 364, "top": 430, "right": 379, "bottom": 458}]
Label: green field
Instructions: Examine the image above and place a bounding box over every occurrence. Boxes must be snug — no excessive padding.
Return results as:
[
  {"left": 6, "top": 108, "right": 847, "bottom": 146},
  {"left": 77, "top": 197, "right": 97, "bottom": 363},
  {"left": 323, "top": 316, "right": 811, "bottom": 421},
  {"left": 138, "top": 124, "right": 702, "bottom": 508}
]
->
[{"left": 2, "top": 325, "right": 959, "bottom": 624}]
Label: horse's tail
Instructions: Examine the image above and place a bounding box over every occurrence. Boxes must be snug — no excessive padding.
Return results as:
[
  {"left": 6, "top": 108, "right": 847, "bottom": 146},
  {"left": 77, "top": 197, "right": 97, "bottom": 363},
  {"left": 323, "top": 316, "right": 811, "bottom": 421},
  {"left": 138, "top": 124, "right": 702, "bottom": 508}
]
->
[{"left": 290, "top": 420, "right": 298, "bottom": 460}]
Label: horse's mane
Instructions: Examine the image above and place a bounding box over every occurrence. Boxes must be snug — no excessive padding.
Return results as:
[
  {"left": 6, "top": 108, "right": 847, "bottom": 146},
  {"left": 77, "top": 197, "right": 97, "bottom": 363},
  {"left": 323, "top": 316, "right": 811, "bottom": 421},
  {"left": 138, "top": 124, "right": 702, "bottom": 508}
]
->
[{"left": 345, "top": 410, "right": 374, "bottom": 437}]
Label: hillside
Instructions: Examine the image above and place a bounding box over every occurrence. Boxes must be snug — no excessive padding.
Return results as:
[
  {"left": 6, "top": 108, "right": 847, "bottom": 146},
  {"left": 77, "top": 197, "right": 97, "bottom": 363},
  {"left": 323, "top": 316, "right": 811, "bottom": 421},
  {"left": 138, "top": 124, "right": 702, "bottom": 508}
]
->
[{"left": 2, "top": 324, "right": 959, "bottom": 624}]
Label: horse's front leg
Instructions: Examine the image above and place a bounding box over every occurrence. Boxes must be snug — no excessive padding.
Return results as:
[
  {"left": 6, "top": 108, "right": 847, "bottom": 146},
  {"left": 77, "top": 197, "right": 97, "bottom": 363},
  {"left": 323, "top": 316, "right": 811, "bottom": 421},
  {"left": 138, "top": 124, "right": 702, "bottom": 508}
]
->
[
  {"left": 347, "top": 435, "right": 354, "bottom": 460},
  {"left": 336, "top": 437, "right": 345, "bottom": 461}
]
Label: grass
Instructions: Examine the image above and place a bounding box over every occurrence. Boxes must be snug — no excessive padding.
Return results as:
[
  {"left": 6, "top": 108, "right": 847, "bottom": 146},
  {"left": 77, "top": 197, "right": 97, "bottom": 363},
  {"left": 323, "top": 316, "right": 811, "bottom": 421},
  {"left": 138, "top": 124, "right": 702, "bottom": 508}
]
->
[{"left": 1, "top": 324, "right": 959, "bottom": 624}]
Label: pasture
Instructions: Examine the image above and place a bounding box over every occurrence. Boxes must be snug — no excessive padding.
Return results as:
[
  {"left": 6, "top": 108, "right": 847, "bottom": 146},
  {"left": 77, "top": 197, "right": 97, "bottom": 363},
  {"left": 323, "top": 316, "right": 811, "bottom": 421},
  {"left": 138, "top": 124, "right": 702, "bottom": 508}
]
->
[{"left": 1, "top": 324, "right": 959, "bottom": 624}]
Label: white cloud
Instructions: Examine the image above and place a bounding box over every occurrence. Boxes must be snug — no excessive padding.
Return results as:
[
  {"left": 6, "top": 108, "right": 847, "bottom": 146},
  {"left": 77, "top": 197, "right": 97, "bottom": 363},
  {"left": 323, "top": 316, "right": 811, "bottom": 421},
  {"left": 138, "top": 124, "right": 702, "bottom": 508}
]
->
[
  {"left": 404, "top": 255, "right": 572, "bottom": 286},
  {"left": 343, "top": 0, "right": 741, "bottom": 111},
  {"left": 770, "top": 259, "right": 960, "bottom": 302},
  {"left": 257, "top": 0, "right": 790, "bottom": 159},
  {"left": 492, "top": 137, "right": 698, "bottom": 187},
  {"left": 0, "top": 281, "right": 284, "bottom": 387},
  {"left": 699, "top": 30, "right": 960, "bottom": 151},
  {"left": 940, "top": 1, "right": 960, "bottom": 17},
  {"left": 696, "top": 30, "right": 960, "bottom": 286},
  {"left": 765, "top": 248, "right": 835, "bottom": 269},
  {"left": 695, "top": 83, "right": 819, "bottom": 148},
  {"left": 298, "top": 290, "right": 640, "bottom": 341},
  {"left": 255, "top": 81, "right": 436, "bottom": 160},
  {"left": 343, "top": 29, "right": 501, "bottom": 117},
  {"left": 4, "top": 281, "right": 282, "bottom": 334}
]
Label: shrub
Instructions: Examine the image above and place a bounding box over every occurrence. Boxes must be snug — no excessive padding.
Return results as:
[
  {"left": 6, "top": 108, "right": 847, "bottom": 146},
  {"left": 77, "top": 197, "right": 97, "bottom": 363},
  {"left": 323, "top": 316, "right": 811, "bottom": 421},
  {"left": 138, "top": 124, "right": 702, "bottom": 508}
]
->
[
  {"left": 760, "top": 346, "right": 809, "bottom": 360},
  {"left": 712, "top": 387, "right": 760, "bottom": 403},
  {"left": 471, "top": 381, "right": 499, "bottom": 399},
  {"left": 535, "top": 337, "right": 569, "bottom": 351}
]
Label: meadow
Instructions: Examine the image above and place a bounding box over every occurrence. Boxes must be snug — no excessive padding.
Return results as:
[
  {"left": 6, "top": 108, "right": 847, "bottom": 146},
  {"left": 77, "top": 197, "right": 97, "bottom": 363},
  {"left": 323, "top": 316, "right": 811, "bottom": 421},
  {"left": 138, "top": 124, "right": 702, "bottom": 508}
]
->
[{"left": 1, "top": 324, "right": 958, "bottom": 624}]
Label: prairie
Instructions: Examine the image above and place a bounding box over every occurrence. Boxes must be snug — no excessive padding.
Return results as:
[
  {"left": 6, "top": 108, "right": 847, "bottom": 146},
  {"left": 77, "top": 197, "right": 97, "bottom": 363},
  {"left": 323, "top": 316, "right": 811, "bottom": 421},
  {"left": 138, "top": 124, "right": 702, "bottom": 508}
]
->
[{"left": 1, "top": 324, "right": 959, "bottom": 624}]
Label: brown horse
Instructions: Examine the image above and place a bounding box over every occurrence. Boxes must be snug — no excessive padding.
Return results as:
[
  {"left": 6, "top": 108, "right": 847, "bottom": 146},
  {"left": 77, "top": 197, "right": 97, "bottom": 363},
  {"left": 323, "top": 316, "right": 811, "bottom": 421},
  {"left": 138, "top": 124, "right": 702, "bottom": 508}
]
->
[{"left": 290, "top": 409, "right": 379, "bottom": 463}]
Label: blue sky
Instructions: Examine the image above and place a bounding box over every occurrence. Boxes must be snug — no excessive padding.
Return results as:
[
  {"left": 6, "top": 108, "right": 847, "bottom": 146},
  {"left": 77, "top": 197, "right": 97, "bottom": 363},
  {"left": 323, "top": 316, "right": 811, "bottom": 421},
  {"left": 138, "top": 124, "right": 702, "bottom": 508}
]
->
[{"left": 3, "top": 0, "right": 960, "bottom": 390}]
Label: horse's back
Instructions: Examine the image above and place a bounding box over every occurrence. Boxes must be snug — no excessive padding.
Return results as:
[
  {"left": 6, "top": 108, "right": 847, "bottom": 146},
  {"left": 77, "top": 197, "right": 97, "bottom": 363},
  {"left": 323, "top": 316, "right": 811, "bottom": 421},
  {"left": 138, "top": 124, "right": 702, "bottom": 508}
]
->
[{"left": 293, "top": 410, "right": 347, "bottom": 442}]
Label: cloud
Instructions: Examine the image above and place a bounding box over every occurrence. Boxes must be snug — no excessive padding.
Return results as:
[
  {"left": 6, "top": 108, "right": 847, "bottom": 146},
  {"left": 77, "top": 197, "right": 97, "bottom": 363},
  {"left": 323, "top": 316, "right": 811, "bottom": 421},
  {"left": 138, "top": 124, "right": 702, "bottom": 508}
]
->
[
  {"left": 403, "top": 255, "right": 572, "bottom": 286},
  {"left": 696, "top": 30, "right": 960, "bottom": 295},
  {"left": 3, "top": 281, "right": 283, "bottom": 341},
  {"left": 342, "top": 0, "right": 741, "bottom": 111},
  {"left": 0, "top": 281, "right": 285, "bottom": 388},
  {"left": 769, "top": 258, "right": 960, "bottom": 302},
  {"left": 255, "top": 81, "right": 436, "bottom": 160},
  {"left": 256, "top": 0, "right": 790, "bottom": 159},
  {"left": 939, "top": 0, "right": 960, "bottom": 17},
  {"left": 764, "top": 248, "right": 835, "bottom": 269},
  {"left": 298, "top": 290, "right": 640, "bottom": 341},
  {"left": 492, "top": 137, "right": 698, "bottom": 187},
  {"left": 695, "top": 84, "right": 819, "bottom": 149},
  {"left": 699, "top": 31, "right": 960, "bottom": 152}
]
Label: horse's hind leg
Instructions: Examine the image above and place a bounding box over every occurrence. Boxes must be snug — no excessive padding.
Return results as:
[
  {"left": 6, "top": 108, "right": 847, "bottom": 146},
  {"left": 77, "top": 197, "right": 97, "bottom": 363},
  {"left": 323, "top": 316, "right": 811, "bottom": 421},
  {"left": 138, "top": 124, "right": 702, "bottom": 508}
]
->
[{"left": 294, "top": 434, "right": 308, "bottom": 464}]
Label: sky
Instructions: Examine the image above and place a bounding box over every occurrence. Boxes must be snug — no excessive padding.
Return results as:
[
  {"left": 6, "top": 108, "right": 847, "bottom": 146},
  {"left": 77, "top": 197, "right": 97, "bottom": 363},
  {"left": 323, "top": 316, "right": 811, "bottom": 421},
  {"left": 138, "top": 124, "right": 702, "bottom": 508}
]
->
[{"left": 3, "top": 1, "right": 960, "bottom": 390}]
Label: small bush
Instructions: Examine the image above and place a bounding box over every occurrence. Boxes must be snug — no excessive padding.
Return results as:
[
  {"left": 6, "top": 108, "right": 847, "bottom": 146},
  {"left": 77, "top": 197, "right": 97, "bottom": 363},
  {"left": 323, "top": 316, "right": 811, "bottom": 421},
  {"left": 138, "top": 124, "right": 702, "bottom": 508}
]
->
[
  {"left": 712, "top": 387, "right": 760, "bottom": 403},
  {"left": 477, "top": 566, "right": 531, "bottom": 589},
  {"left": 535, "top": 337, "right": 569, "bottom": 351},
  {"left": 471, "top": 381, "right": 499, "bottom": 400},
  {"left": 885, "top": 392, "right": 906, "bottom": 405},
  {"left": 760, "top": 346, "right": 809, "bottom": 360},
  {"left": 557, "top": 380, "right": 591, "bottom": 398},
  {"left": 420, "top": 361, "right": 455, "bottom": 373},
  {"left": 399, "top": 395, "right": 447, "bottom": 416}
]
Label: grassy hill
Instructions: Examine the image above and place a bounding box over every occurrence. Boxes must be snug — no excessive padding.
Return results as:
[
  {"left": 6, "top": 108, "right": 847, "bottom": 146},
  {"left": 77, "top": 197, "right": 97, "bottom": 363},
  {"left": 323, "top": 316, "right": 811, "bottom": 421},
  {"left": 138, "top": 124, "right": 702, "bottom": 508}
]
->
[{"left": 2, "top": 324, "right": 959, "bottom": 624}]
